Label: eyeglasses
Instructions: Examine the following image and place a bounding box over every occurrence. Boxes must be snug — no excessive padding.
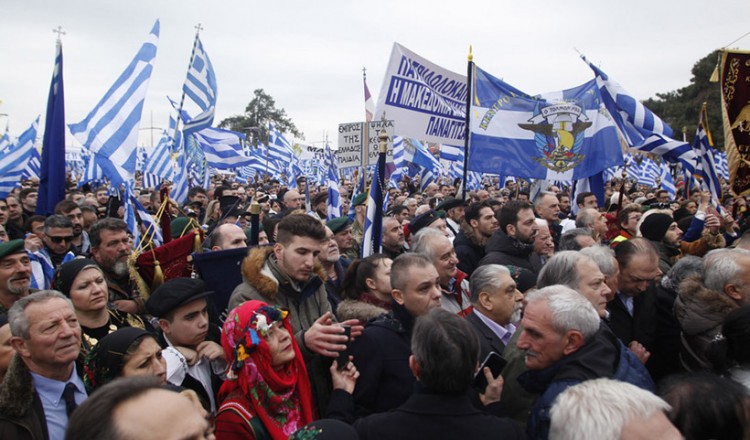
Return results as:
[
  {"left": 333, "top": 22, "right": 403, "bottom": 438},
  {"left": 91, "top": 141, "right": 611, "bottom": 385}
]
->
[{"left": 48, "top": 235, "right": 75, "bottom": 244}]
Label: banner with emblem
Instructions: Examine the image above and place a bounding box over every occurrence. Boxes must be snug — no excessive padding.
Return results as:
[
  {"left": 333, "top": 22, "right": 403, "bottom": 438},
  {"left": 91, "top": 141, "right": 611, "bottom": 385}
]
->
[
  {"left": 468, "top": 64, "right": 623, "bottom": 180},
  {"left": 720, "top": 50, "right": 750, "bottom": 196}
]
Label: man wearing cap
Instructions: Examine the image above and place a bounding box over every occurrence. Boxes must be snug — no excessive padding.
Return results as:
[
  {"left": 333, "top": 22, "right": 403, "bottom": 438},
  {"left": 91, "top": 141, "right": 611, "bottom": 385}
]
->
[
  {"left": 328, "top": 216, "right": 360, "bottom": 262},
  {"left": 454, "top": 202, "right": 499, "bottom": 276},
  {"left": 1, "top": 291, "right": 88, "bottom": 440},
  {"left": 310, "top": 191, "right": 329, "bottom": 221},
  {"left": 347, "top": 192, "right": 368, "bottom": 261},
  {"left": 0, "top": 240, "right": 33, "bottom": 314},
  {"left": 406, "top": 209, "right": 449, "bottom": 247},
  {"left": 146, "top": 277, "right": 225, "bottom": 412},
  {"left": 639, "top": 213, "right": 684, "bottom": 274},
  {"left": 436, "top": 198, "right": 465, "bottom": 240}
]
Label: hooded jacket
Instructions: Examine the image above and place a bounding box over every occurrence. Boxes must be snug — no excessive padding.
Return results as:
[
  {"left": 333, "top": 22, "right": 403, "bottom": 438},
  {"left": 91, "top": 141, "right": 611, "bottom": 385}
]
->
[
  {"left": 478, "top": 229, "right": 543, "bottom": 276},
  {"left": 454, "top": 231, "right": 485, "bottom": 277},
  {"left": 674, "top": 275, "right": 738, "bottom": 372},
  {"left": 0, "top": 356, "right": 49, "bottom": 440},
  {"left": 517, "top": 324, "right": 655, "bottom": 440}
]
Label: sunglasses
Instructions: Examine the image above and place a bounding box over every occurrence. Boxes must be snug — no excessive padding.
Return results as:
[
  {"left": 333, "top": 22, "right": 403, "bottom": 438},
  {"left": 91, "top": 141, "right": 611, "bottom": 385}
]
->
[{"left": 48, "top": 235, "right": 75, "bottom": 244}]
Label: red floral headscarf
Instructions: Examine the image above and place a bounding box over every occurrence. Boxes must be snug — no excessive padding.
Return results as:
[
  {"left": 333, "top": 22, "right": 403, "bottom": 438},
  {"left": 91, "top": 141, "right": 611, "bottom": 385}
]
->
[{"left": 218, "top": 300, "right": 313, "bottom": 439}]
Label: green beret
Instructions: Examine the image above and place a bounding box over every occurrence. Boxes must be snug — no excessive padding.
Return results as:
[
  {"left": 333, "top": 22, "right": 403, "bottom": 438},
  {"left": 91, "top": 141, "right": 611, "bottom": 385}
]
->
[
  {"left": 352, "top": 192, "right": 367, "bottom": 207},
  {"left": 0, "top": 239, "right": 26, "bottom": 261},
  {"left": 326, "top": 216, "right": 352, "bottom": 234},
  {"left": 171, "top": 217, "right": 193, "bottom": 239}
]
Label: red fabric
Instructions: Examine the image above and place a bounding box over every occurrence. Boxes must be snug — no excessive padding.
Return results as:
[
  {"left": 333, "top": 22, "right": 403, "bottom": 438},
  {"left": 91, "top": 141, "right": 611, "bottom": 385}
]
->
[
  {"left": 217, "top": 301, "right": 313, "bottom": 439},
  {"left": 135, "top": 231, "right": 201, "bottom": 286}
]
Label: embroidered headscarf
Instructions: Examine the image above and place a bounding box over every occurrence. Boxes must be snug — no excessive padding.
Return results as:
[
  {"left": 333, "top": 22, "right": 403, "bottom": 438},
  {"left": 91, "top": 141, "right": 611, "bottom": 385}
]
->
[
  {"left": 218, "top": 300, "right": 313, "bottom": 439},
  {"left": 83, "top": 327, "right": 155, "bottom": 392}
]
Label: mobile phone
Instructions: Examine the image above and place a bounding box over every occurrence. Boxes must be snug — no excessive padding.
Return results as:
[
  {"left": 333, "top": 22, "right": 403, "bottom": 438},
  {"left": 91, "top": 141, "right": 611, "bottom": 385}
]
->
[
  {"left": 473, "top": 352, "right": 508, "bottom": 392},
  {"left": 336, "top": 325, "right": 352, "bottom": 370}
]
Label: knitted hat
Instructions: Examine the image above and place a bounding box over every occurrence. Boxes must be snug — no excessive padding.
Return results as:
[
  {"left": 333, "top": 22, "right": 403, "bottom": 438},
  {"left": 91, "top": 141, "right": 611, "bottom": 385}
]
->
[{"left": 639, "top": 213, "right": 674, "bottom": 242}]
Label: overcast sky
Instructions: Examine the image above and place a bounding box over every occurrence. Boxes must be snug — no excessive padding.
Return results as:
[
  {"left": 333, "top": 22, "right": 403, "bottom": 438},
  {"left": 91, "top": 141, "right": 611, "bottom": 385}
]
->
[{"left": 1, "top": 0, "right": 749, "bottom": 152}]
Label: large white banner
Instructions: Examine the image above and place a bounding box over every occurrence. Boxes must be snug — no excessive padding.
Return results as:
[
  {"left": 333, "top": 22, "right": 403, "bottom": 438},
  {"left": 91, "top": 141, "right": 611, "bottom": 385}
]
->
[{"left": 374, "top": 43, "right": 467, "bottom": 145}]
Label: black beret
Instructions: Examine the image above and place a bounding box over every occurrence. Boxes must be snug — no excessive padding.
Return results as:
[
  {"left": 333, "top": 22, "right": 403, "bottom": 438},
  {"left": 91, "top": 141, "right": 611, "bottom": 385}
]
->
[
  {"left": 409, "top": 210, "right": 444, "bottom": 236},
  {"left": 146, "top": 278, "right": 213, "bottom": 318},
  {"left": 435, "top": 197, "right": 465, "bottom": 212}
]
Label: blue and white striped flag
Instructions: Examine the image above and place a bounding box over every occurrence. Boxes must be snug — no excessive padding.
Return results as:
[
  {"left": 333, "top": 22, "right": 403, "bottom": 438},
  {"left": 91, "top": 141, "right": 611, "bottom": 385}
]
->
[
  {"left": 170, "top": 154, "right": 190, "bottom": 205},
  {"left": 0, "top": 126, "right": 9, "bottom": 154},
  {"left": 268, "top": 123, "right": 295, "bottom": 163},
  {"left": 659, "top": 162, "right": 676, "bottom": 199},
  {"left": 68, "top": 20, "right": 159, "bottom": 187},
  {"left": 23, "top": 148, "right": 42, "bottom": 180},
  {"left": 181, "top": 37, "right": 217, "bottom": 135},
  {"left": 583, "top": 56, "right": 699, "bottom": 176},
  {"left": 326, "top": 145, "right": 342, "bottom": 220},
  {"left": 144, "top": 130, "right": 176, "bottom": 181},
  {"left": 439, "top": 144, "right": 464, "bottom": 162},
  {"left": 80, "top": 152, "right": 105, "bottom": 185},
  {"left": 194, "top": 127, "right": 250, "bottom": 169},
  {"left": 0, "top": 117, "right": 40, "bottom": 198},
  {"left": 715, "top": 150, "right": 729, "bottom": 180},
  {"left": 361, "top": 151, "right": 386, "bottom": 258},
  {"left": 693, "top": 107, "right": 722, "bottom": 203}
]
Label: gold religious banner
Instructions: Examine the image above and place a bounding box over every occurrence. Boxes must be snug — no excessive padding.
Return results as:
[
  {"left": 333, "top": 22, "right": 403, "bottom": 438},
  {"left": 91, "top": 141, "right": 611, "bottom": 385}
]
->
[{"left": 721, "top": 49, "right": 750, "bottom": 196}]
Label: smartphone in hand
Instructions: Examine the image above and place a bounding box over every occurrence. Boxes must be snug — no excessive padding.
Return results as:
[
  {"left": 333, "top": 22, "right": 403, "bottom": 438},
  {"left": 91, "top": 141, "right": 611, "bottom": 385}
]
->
[
  {"left": 336, "top": 325, "right": 352, "bottom": 370},
  {"left": 473, "top": 352, "right": 508, "bottom": 391}
]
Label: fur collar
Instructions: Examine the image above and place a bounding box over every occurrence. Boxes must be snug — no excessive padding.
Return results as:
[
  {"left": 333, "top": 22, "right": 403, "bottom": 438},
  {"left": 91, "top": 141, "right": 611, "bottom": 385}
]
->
[
  {"left": 240, "top": 246, "right": 327, "bottom": 300},
  {"left": 336, "top": 299, "right": 387, "bottom": 322},
  {"left": 0, "top": 355, "right": 34, "bottom": 418},
  {"left": 675, "top": 275, "right": 738, "bottom": 333}
]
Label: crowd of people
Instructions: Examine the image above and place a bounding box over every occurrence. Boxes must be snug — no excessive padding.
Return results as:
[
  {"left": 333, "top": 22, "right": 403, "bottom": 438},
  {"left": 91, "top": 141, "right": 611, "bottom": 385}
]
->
[{"left": 1, "top": 171, "right": 749, "bottom": 440}]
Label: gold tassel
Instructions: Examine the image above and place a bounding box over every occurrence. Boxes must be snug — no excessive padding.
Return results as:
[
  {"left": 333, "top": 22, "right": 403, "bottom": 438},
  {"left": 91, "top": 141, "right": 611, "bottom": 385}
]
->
[{"left": 150, "top": 248, "right": 164, "bottom": 291}]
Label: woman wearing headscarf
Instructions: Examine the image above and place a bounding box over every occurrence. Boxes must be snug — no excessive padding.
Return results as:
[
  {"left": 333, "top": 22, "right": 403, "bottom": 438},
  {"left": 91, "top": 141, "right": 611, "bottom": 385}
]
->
[
  {"left": 215, "top": 300, "right": 314, "bottom": 440},
  {"left": 83, "top": 327, "right": 167, "bottom": 392},
  {"left": 55, "top": 258, "right": 149, "bottom": 356}
]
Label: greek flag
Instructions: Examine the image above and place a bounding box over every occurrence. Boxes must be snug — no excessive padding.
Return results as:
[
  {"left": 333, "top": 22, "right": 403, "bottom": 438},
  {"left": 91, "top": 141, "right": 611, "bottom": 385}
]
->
[
  {"left": 144, "top": 130, "right": 176, "bottom": 181},
  {"left": 268, "top": 123, "right": 294, "bottom": 163},
  {"left": 194, "top": 127, "right": 250, "bottom": 169},
  {"left": 23, "top": 148, "right": 42, "bottom": 180},
  {"left": 659, "top": 162, "right": 676, "bottom": 199},
  {"left": 170, "top": 154, "right": 190, "bottom": 204},
  {"left": 469, "top": 64, "right": 623, "bottom": 180},
  {"left": 68, "top": 20, "right": 159, "bottom": 187},
  {"left": 412, "top": 138, "right": 442, "bottom": 175},
  {"left": 715, "top": 151, "right": 729, "bottom": 180},
  {"left": 361, "top": 151, "right": 386, "bottom": 258},
  {"left": 631, "top": 157, "right": 659, "bottom": 187},
  {"left": 80, "top": 152, "right": 105, "bottom": 185},
  {"left": 0, "top": 127, "right": 9, "bottom": 154},
  {"left": 0, "top": 118, "right": 40, "bottom": 198},
  {"left": 243, "top": 149, "right": 281, "bottom": 176},
  {"left": 693, "top": 107, "right": 722, "bottom": 203},
  {"left": 583, "top": 56, "right": 699, "bottom": 176},
  {"left": 326, "top": 145, "right": 342, "bottom": 220},
  {"left": 181, "top": 37, "right": 217, "bottom": 135},
  {"left": 439, "top": 144, "right": 464, "bottom": 162},
  {"left": 419, "top": 167, "right": 437, "bottom": 192},
  {"left": 124, "top": 183, "right": 163, "bottom": 249}
]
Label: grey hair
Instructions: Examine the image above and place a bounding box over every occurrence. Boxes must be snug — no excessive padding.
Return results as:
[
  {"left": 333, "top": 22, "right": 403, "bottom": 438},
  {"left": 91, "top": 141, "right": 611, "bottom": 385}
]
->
[
  {"left": 403, "top": 197, "right": 417, "bottom": 207},
  {"left": 703, "top": 248, "right": 750, "bottom": 292},
  {"left": 8, "top": 290, "right": 72, "bottom": 339},
  {"left": 559, "top": 228, "right": 594, "bottom": 251},
  {"left": 534, "top": 191, "right": 557, "bottom": 210},
  {"left": 580, "top": 245, "right": 617, "bottom": 277},
  {"left": 390, "top": 253, "right": 434, "bottom": 292},
  {"left": 575, "top": 208, "right": 598, "bottom": 228},
  {"left": 550, "top": 378, "right": 671, "bottom": 440},
  {"left": 411, "top": 227, "right": 448, "bottom": 263},
  {"left": 525, "top": 285, "right": 600, "bottom": 341},
  {"left": 534, "top": 218, "right": 549, "bottom": 229},
  {"left": 469, "top": 264, "right": 511, "bottom": 303},
  {"left": 43, "top": 214, "right": 74, "bottom": 233},
  {"left": 662, "top": 255, "right": 703, "bottom": 290},
  {"left": 537, "top": 251, "right": 591, "bottom": 290},
  {"left": 411, "top": 308, "right": 480, "bottom": 394}
]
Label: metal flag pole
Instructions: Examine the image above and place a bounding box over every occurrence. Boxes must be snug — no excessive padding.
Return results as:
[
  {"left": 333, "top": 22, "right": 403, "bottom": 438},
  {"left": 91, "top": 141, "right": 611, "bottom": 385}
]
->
[{"left": 462, "top": 46, "right": 473, "bottom": 200}]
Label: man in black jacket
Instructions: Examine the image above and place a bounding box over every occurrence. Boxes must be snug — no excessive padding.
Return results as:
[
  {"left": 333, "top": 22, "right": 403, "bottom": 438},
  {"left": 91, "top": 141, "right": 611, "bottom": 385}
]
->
[
  {"left": 329, "top": 308, "right": 524, "bottom": 440},
  {"left": 348, "top": 253, "right": 442, "bottom": 416},
  {"left": 454, "top": 202, "right": 498, "bottom": 276},
  {"left": 479, "top": 200, "right": 543, "bottom": 276}
]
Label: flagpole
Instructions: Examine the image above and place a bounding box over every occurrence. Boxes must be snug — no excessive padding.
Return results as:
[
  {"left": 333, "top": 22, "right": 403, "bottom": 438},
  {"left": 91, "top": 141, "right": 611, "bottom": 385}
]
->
[
  {"left": 373, "top": 120, "right": 387, "bottom": 254},
  {"left": 462, "top": 46, "right": 473, "bottom": 200},
  {"left": 172, "top": 23, "right": 203, "bottom": 150}
]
